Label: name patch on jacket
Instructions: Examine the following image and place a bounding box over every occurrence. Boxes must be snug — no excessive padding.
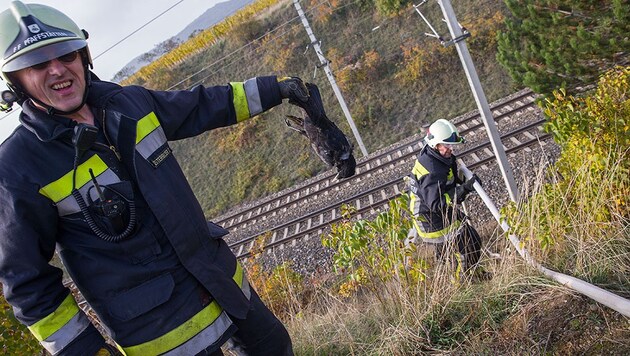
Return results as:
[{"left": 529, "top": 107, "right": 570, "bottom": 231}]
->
[
  {"left": 136, "top": 112, "right": 170, "bottom": 168},
  {"left": 148, "top": 145, "right": 172, "bottom": 168}
]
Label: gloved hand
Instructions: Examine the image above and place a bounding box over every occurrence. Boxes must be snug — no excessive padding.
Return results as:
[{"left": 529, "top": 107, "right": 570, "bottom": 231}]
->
[
  {"left": 455, "top": 185, "right": 470, "bottom": 203},
  {"left": 455, "top": 174, "right": 481, "bottom": 203},
  {"left": 462, "top": 174, "right": 481, "bottom": 192},
  {"left": 278, "top": 76, "right": 309, "bottom": 103},
  {"left": 472, "top": 173, "right": 482, "bottom": 187}
]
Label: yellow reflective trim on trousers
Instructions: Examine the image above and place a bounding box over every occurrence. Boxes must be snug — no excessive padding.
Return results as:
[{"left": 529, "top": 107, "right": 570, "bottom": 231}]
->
[
  {"left": 121, "top": 263, "right": 246, "bottom": 355},
  {"left": 412, "top": 160, "right": 429, "bottom": 180},
  {"left": 136, "top": 112, "right": 160, "bottom": 144},
  {"left": 416, "top": 219, "right": 461, "bottom": 239},
  {"left": 39, "top": 155, "right": 108, "bottom": 203},
  {"left": 28, "top": 294, "right": 79, "bottom": 342},
  {"left": 230, "top": 82, "right": 250, "bottom": 122},
  {"left": 122, "top": 300, "right": 223, "bottom": 356}
]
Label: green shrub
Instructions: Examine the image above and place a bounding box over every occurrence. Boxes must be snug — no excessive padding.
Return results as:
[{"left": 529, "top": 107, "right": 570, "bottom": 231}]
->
[
  {"left": 322, "top": 196, "right": 427, "bottom": 299},
  {"left": 505, "top": 66, "right": 630, "bottom": 282}
]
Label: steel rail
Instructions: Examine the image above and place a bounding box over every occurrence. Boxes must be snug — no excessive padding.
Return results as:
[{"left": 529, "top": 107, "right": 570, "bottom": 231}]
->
[
  {"left": 231, "top": 122, "right": 552, "bottom": 258},
  {"left": 216, "top": 90, "right": 538, "bottom": 231}
]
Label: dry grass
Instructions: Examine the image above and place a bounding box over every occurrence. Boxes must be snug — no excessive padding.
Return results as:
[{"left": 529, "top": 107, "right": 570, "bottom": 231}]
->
[{"left": 257, "top": 155, "right": 630, "bottom": 355}]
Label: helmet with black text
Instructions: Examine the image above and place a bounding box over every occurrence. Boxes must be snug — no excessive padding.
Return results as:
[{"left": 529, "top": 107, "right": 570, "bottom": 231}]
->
[
  {"left": 424, "top": 119, "right": 465, "bottom": 148},
  {"left": 0, "top": 0, "right": 93, "bottom": 114}
]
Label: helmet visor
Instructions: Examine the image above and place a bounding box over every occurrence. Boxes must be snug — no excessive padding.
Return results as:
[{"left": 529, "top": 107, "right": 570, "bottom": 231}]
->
[
  {"left": 3, "top": 39, "right": 86, "bottom": 72},
  {"left": 442, "top": 132, "right": 465, "bottom": 144}
]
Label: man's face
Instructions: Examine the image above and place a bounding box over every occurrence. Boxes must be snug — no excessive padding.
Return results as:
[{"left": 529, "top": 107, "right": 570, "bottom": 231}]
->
[
  {"left": 11, "top": 51, "right": 85, "bottom": 112},
  {"left": 436, "top": 143, "right": 454, "bottom": 158}
]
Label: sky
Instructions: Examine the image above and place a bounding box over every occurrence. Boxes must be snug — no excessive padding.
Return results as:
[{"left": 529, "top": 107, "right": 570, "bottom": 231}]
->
[{"left": 0, "top": 0, "right": 223, "bottom": 142}]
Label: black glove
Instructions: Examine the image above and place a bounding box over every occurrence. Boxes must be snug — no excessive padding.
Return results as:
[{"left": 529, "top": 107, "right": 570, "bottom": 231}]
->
[
  {"left": 462, "top": 174, "right": 481, "bottom": 192},
  {"left": 455, "top": 174, "right": 480, "bottom": 203},
  {"left": 472, "top": 173, "right": 482, "bottom": 187},
  {"left": 278, "top": 76, "right": 309, "bottom": 103},
  {"left": 455, "top": 185, "right": 470, "bottom": 203}
]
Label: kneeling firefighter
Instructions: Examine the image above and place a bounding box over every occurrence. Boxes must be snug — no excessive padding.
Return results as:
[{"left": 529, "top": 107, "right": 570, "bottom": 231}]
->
[
  {"left": 405, "top": 119, "right": 484, "bottom": 277},
  {"left": 0, "top": 1, "right": 309, "bottom": 355}
]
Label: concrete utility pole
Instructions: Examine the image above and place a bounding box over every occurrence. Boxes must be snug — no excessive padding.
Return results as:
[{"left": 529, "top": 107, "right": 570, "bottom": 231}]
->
[
  {"left": 293, "top": 0, "right": 369, "bottom": 157},
  {"left": 430, "top": 0, "right": 520, "bottom": 202}
]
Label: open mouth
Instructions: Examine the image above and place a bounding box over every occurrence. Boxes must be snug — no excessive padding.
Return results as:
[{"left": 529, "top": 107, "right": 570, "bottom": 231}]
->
[{"left": 51, "top": 80, "right": 72, "bottom": 90}]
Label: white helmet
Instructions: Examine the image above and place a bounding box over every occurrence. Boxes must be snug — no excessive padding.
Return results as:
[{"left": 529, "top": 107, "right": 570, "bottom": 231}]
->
[{"left": 424, "top": 119, "right": 464, "bottom": 148}]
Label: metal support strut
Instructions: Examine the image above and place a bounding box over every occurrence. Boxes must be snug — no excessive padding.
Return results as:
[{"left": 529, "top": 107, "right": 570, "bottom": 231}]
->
[{"left": 415, "top": 0, "right": 519, "bottom": 202}]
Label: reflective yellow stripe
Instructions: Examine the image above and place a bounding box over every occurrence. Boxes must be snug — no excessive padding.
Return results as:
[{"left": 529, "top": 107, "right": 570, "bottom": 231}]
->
[
  {"left": 233, "top": 262, "right": 244, "bottom": 287},
  {"left": 412, "top": 160, "right": 429, "bottom": 179},
  {"left": 410, "top": 194, "right": 428, "bottom": 219},
  {"left": 409, "top": 193, "right": 418, "bottom": 214},
  {"left": 136, "top": 112, "right": 160, "bottom": 144},
  {"left": 230, "top": 82, "right": 250, "bottom": 122},
  {"left": 28, "top": 294, "right": 79, "bottom": 341},
  {"left": 444, "top": 192, "right": 452, "bottom": 205},
  {"left": 121, "top": 263, "right": 246, "bottom": 355},
  {"left": 39, "top": 155, "right": 108, "bottom": 203},
  {"left": 416, "top": 219, "right": 461, "bottom": 239},
  {"left": 123, "top": 301, "right": 223, "bottom": 356}
]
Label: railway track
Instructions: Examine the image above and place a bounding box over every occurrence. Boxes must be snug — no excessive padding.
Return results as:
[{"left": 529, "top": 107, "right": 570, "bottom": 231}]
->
[
  {"left": 215, "top": 89, "right": 538, "bottom": 234},
  {"left": 218, "top": 89, "right": 551, "bottom": 259}
]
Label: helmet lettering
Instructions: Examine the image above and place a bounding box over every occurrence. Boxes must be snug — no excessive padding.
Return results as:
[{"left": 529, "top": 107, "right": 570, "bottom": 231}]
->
[{"left": 22, "top": 31, "right": 73, "bottom": 47}]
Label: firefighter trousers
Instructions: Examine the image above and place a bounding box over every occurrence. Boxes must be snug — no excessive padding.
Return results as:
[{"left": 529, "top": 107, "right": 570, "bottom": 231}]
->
[
  {"left": 197, "top": 287, "right": 293, "bottom": 356},
  {"left": 435, "top": 222, "right": 482, "bottom": 273}
]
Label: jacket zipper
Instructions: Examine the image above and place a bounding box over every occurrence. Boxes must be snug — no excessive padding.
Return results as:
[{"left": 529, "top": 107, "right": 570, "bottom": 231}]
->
[{"left": 101, "top": 109, "right": 122, "bottom": 161}]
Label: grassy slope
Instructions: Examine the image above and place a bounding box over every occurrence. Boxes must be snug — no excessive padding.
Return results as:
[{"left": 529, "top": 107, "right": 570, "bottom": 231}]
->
[{"left": 129, "top": 0, "right": 516, "bottom": 218}]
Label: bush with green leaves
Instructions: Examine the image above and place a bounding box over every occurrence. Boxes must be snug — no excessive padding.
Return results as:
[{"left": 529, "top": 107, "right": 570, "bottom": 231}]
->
[
  {"left": 505, "top": 66, "right": 630, "bottom": 282},
  {"left": 322, "top": 196, "right": 427, "bottom": 299}
]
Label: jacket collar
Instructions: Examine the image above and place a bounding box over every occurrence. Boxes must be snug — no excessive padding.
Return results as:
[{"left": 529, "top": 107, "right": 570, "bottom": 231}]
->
[
  {"left": 19, "top": 100, "right": 76, "bottom": 143},
  {"left": 422, "top": 143, "right": 456, "bottom": 166},
  {"left": 86, "top": 78, "right": 123, "bottom": 108},
  {"left": 17, "top": 77, "right": 123, "bottom": 143}
]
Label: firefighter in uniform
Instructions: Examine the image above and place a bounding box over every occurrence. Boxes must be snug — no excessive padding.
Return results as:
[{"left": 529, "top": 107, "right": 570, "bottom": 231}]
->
[
  {"left": 405, "top": 119, "right": 485, "bottom": 278},
  {"left": 0, "top": 2, "right": 308, "bottom": 355}
]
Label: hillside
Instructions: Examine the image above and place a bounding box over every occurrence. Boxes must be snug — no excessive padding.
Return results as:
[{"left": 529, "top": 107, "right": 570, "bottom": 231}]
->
[
  {"left": 124, "top": 0, "right": 516, "bottom": 218},
  {"left": 112, "top": 0, "right": 255, "bottom": 82}
]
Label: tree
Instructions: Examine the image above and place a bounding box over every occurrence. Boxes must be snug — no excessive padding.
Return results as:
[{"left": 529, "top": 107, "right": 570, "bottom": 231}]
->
[{"left": 497, "top": 0, "right": 630, "bottom": 95}]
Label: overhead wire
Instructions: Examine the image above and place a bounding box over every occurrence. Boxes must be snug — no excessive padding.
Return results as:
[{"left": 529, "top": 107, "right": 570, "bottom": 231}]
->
[
  {"left": 184, "top": 20, "right": 304, "bottom": 89},
  {"left": 166, "top": 13, "right": 303, "bottom": 90},
  {"left": 166, "top": 0, "right": 335, "bottom": 90},
  {"left": 195, "top": 0, "right": 371, "bottom": 89},
  {"left": 92, "top": 0, "right": 186, "bottom": 61}
]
